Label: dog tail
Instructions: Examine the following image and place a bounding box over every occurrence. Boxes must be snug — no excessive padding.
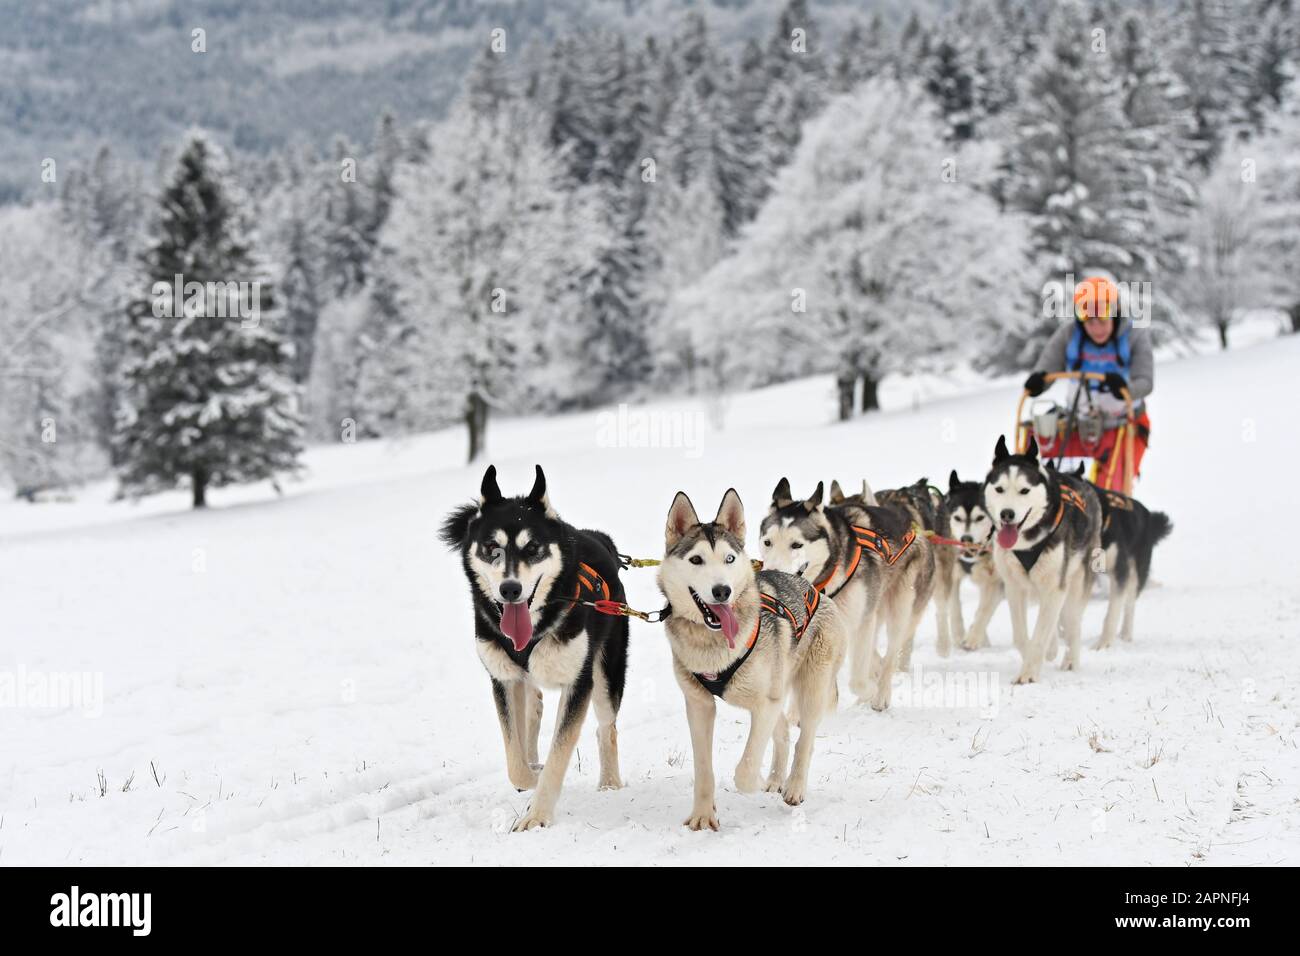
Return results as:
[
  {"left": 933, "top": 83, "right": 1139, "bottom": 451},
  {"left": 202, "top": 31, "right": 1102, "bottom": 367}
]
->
[
  {"left": 439, "top": 503, "right": 478, "bottom": 550},
  {"left": 1136, "top": 511, "right": 1172, "bottom": 591}
]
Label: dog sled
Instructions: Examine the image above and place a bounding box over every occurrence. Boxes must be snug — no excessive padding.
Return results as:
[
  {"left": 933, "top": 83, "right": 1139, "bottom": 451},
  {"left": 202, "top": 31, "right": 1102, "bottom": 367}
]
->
[{"left": 1015, "top": 370, "right": 1137, "bottom": 495}]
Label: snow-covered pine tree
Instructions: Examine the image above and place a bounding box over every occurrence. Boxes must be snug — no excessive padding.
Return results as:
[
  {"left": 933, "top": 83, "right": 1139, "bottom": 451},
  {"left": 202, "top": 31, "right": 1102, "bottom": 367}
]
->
[
  {"left": 320, "top": 136, "right": 373, "bottom": 295},
  {"left": 999, "top": 0, "right": 1165, "bottom": 364},
  {"left": 113, "top": 131, "right": 303, "bottom": 508},
  {"left": 1168, "top": 0, "right": 1256, "bottom": 169},
  {"left": 754, "top": 0, "right": 830, "bottom": 178},
  {"left": 924, "top": 31, "right": 980, "bottom": 141}
]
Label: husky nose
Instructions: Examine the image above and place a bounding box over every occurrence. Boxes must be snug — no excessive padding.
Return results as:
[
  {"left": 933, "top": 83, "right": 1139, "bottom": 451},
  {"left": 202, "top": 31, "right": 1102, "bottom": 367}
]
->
[
  {"left": 999, "top": 509, "right": 1015, "bottom": 523},
  {"left": 499, "top": 579, "right": 523, "bottom": 603},
  {"left": 960, "top": 535, "right": 973, "bottom": 544},
  {"left": 711, "top": 584, "right": 732, "bottom": 603}
]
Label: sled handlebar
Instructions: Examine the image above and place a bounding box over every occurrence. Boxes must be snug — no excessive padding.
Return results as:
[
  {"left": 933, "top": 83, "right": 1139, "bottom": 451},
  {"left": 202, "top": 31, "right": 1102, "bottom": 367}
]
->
[{"left": 1014, "top": 371, "right": 1135, "bottom": 494}]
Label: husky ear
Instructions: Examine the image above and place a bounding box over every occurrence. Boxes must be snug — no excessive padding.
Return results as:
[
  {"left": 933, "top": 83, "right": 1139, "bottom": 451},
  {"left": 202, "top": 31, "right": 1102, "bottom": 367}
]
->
[
  {"left": 772, "top": 477, "right": 793, "bottom": 508},
  {"left": 829, "top": 480, "right": 845, "bottom": 505},
  {"left": 860, "top": 479, "right": 878, "bottom": 507},
  {"left": 666, "top": 492, "right": 700, "bottom": 548},
  {"left": 480, "top": 465, "right": 503, "bottom": 505},
  {"left": 526, "top": 464, "right": 554, "bottom": 515},
  {"left": 993, "top": 435, "right": 1010, "bottom": 463},
  {"left": 714, "top": 488, "right": 746, "bottom": 542},
  {"left": 949, "top": 469, "right": 961, "bottom": 493},
  {"left": 804, "top": 481, "right": 824, "bottom": 512},
  {"left": 1074, "top": 463, "right": 1085, "bottom": 477},
  {"left": 1025, "top": 435, "right": 1039, "bottom": 461}
]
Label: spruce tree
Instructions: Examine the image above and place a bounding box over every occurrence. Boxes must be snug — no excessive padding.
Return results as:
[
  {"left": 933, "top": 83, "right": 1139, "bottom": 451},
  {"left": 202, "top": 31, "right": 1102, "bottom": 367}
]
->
[{"left": 113, "top": 132, "right": 303, "bottom": 508}]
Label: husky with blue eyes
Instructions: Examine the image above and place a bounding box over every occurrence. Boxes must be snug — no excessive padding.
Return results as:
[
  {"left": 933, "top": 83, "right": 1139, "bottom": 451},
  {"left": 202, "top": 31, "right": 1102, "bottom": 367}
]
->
[
  {"left": 657, "top": 489, "right": 847, "bottom": 831},
  {"left": 983, "top": 436, "right": 1102, "bottom": 683},
  {"left": 440, "top": 464, "right": 628, "bottom": 831}
]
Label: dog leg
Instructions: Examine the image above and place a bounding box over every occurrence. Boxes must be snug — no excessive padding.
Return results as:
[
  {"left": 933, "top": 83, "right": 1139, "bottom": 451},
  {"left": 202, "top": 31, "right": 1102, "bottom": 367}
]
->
[
  {"left": 591, "top": 652, "right": 624, "bottom": 791},
  {"left": 1120, "top": 576, "right": 1138, "bottom": 643},
  {"left": 493, "top": 679, "right": 538, "bottom": 791},
  {"left": 766, "top": 711, "right": 790, "bottom": 792},
  {"left": 871, "top": 598, "right": 910, "bottom": 711},
  {"left": 1004, "top": 583, "right": 1034, "bottom": 682},
  {"left": 735, "top": 697, "right": 781, "bottom": 793},
  {"left": 513, "top": 678, "right": 593, "bottom": 831},
  {"left": 524, "top": 685, "right": 543, "bottom": 769},
  {"left": 1061, "top": 572, "right": 1088, "bottom": 670},
  {"left": 782, "top": 670, "right": 830, "bottom": 805},
  {"left": 683, "top": 688, "right": 719, "bottom": 831},
  {"left": 849, "top": 602, "right": 877, "bottom": 700},
  {"left": 933, "top": 570, "right": 954, "bottom": 659},
  {"left": 1095, "top": 571, "right": 1124, "bottom": 650},
  {"left": 962, "top": 578, "right": 998, "bottom": 650},
  {"left": 1020, "top": 588, "right": 1066, "bottom": 684},
  {"left": 948, "top": 575, "right": 966, "bottom": 652}
]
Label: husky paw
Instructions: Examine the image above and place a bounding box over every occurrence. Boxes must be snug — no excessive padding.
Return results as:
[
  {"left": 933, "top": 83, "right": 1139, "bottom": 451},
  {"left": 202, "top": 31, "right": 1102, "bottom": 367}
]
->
[
  {"left": 936, "top": 643, "right": 952, "bottom": 659},
  {"left": 780, "top": 776, "right": 807, "bottom": 806},
  {"left": 734, "top": 769, "right": 761, "bottom": 794},
  {"left": 1093, "top": 636, "right": 1114, "bottom": 651},
  {"left": 870, "top": 686, "right": 892, "bottom": 711},
  {"left": 849, "top": 676, "right": 873, "bottom": 699},
  {"left": 961, "top": 631, "right": 989, "bottom": 651},
  {"left": 684, "top": 807, "right": 720, "bottom": 831},
  {"left": 1013, "top": 670, "right": 1037, "bottom": 685},
  {"left": 1060, "top": 657, "right": 1078, "bottom": 671},
  {"left": 1043, "top": 641, "right": 1059, "bottom": 663},
  {"left": 512, "top": 808, "right": 553, "bottom": 832},
  {"left": 597, "top": 776, "right": 624, "bottom": 792},
  {"left": 764, "top": 776, "right": 784, "bottom": 793}
]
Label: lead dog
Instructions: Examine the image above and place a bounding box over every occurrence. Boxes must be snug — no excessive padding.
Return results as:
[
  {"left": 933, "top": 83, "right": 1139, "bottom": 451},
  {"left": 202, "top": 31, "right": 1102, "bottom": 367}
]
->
[
  {"left": 440, "top": 465, "right": 628, "bottom": 831},
  {"left": 984, "top": 437, "right": 1102, "bottom": 682},
  {"left": 658, "top": 489, "right": 846, "bottom": 830},
  {"left": 760, "top": 478, "right": 934, "bottom": 709}
]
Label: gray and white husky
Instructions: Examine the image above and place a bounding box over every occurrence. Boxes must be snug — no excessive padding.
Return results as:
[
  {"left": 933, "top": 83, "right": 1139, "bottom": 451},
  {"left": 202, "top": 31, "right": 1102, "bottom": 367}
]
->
[
  {"left": 759, "top": 478, "right": 935, "bottom": 710},
  {"left": 984, "top": 436, "right": 1102, "bottom": 682},
  {"left": 658, "top": 489, "right": 847, "bottom": 831}
]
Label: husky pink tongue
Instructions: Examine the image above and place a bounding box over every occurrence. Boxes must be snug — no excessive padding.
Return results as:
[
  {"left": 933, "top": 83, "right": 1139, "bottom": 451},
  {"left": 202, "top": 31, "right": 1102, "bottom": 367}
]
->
[
  {"left": 500, "top": 603, "right": 534, "bottom": 652},
  {"left": 997, "top": 524, "right": 1020, "bottom": 549},
  {"left": 708, "top": 603, "right": 740, "bottom": 649}
]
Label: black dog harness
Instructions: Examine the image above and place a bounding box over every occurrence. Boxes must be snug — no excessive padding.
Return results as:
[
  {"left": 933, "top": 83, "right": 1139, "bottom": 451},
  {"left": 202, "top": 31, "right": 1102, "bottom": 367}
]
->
[
  {"left": 692, "top": 589, "right": 820, "bottom": 698},
  {"left": 1014, "top": 485, "right": 1089, "bottom": 572}
]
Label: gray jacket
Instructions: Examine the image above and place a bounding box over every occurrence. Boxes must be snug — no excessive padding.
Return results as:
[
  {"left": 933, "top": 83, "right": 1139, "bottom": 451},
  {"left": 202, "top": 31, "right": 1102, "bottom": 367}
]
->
[{"left": 1035, "top": 318, "right": 1153, "bottom": 412}]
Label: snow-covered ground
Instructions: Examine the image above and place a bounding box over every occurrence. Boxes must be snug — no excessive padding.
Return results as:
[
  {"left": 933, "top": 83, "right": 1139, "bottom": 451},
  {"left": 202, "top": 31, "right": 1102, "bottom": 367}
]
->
[{"left": 2, "top": 333, "right": 1297, "bottom": 866}]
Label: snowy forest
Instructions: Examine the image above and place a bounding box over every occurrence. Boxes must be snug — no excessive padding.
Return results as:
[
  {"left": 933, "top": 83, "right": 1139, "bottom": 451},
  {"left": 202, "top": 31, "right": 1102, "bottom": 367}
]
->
[{"left": 1, "top": 0, "right": 1298, "bottom": 503}]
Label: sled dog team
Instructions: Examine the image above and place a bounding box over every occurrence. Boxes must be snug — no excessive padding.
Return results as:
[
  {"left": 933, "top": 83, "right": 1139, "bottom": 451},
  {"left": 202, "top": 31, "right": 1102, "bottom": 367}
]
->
[{"left": 440, "top": 436, "right": 1171, "bottom": 831}]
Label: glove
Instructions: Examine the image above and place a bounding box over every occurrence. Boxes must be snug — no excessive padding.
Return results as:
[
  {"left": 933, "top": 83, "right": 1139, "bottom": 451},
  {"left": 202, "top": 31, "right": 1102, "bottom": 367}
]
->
[
  {"left": 1023, "top": 371, "right": 1048, "bottom": 397},
  {"left": 1099, "top": 372, "right": 1128, "bottom": 396}
]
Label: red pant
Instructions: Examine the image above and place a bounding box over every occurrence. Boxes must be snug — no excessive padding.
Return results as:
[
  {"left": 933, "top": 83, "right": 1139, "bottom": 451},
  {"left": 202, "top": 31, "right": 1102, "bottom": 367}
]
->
[{"left": 1039, "top": 412, "right": 1150, "bottom": 492}]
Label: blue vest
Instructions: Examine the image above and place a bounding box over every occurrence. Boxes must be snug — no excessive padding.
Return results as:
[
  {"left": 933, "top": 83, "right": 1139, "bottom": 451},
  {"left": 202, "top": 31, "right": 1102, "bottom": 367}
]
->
[{"left": 1067, "top": 324, "right": 1131, "bottom": 389}]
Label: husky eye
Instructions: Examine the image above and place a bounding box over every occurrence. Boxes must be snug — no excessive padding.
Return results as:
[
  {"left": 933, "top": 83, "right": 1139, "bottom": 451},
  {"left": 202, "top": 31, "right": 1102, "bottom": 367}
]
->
[
  {"left": 725, "top": 553, "right": 736, "bottom": 564},
  {"left": 791, "top": 542, "right": 804, "bottom": 550},
  {"left": 689, "top": 555, "right": 704, "bottom": 566},
  {"left": 1019, "top": 488, "right": 1029, "bottom": 496},
  {"left": 521, "top": 541, "right": 541, "bottom": 557},
  {"left": 762, "top": 539, "right": 771, "bottom": 548},
  {"left": 994, "top": 486, "right": 1004, "bottom": 494}
]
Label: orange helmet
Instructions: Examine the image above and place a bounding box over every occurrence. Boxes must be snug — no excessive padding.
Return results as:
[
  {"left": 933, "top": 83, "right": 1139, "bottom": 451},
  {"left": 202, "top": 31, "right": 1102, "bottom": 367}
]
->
[{"left": 1074, "top": 275, "right": 1119, "bottom": 321}]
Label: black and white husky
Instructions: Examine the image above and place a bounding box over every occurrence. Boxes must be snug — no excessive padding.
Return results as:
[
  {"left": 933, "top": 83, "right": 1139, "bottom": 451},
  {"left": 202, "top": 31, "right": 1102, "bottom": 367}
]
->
[
  {"left": 943, "top": 470, "right": 1002, "bottom": 651},
  {"left": 440, "top": 465, "right": 628, "bottom": 830},
  {"left": 984, "top": 436, "right": 1102, "bottom": 682},
  {"left": 1088, "top": 483, "right": 1172, "bottom": 649}
]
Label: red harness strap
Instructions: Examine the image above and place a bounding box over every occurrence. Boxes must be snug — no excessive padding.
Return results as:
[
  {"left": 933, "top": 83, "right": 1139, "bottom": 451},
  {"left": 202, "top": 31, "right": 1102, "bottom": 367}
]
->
[{"left": 814, "top": 525, "right": 918, "bottom": 596}]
